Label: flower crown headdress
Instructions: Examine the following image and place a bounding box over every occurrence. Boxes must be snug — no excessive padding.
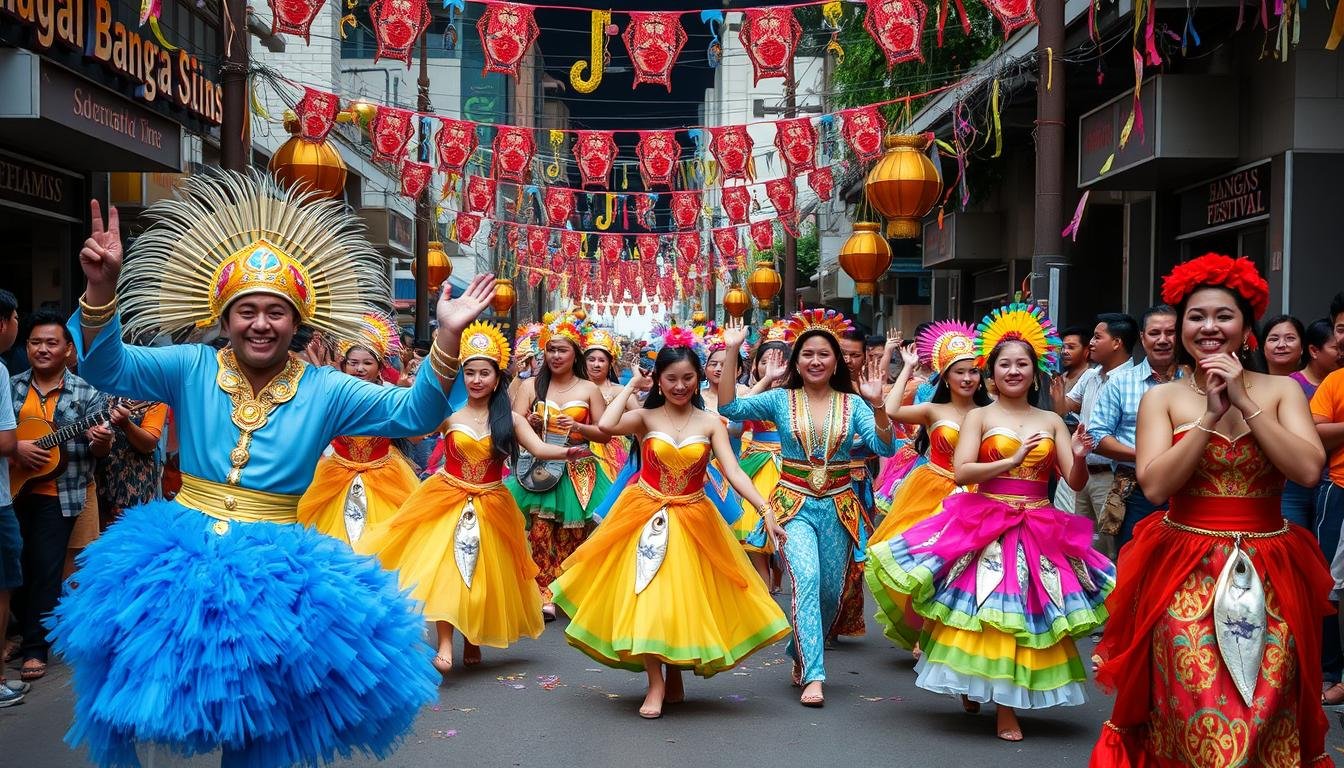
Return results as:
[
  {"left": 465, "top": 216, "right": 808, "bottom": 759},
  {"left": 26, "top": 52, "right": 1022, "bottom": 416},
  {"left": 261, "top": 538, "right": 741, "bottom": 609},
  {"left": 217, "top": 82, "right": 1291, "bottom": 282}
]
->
[
  {"left": 460, "top": 320, "right": 511, "bottom": 370},
  {"left": 338, "top": 311, "right": 400, "bottom": 361},
  {"left": 1161, "top": 253, "right": 1270, "bottom": 321},
  {"left": 785, "top": 308, "right": 853, "bottom": 342},
  {"left": 539, "top": 312, "right": 585, "bottom": 350},
  {"left": 975, "top": 301, "right": 1060, "bottom": 373},
  {"left": 917, "top": 320, "right": 977, "bottom": 375},
  {"left": 646, "top": 323, "right": 707, "bottom": 366}
]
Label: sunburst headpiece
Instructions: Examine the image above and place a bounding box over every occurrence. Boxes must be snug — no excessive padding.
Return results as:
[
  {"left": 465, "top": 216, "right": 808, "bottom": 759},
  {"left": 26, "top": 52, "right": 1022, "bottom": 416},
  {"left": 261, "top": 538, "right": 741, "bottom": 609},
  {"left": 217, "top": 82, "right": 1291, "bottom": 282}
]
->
[
  {"left": 539, "top": 312, "right": 584, "bottom": 350},
  {"left": 975, "top": 302, "right": 1060, "bottom": 373},
  {"left": 917, "top": 320, "right": 977, "bottom": 375},
  {"left": 583, "top": 327, "right": 621, "bottom": 359},
  {"left": 117, "top": 171, "right": 388, "bottom": 343},
  {"left": 785, "top": 308, "right": 853, "bottom": 343},
  {"left": 338, "top": 312, "right": 400, "bottom": 361},
  {"left": 461, "top": 321, "right": 511, "bottom": 370}
]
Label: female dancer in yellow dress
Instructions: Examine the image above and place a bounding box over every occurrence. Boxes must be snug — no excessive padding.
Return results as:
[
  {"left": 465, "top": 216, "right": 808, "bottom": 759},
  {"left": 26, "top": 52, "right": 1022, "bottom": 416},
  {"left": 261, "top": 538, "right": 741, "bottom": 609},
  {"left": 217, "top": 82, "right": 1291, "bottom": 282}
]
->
[
  {"left": 298, "top": 313, "right": 420, "bottom": 545},
  {"left": 360, "top": 322, "right": 588, "bottom": 677},
  {"left": 551, "top": 328, "right": 790, "bottom": 719},
  {"left": 584, "top": 326, "right": 634, "bottom": 481},
  {"left": 867, "top": 321, "right": 989, "bottom": 654},
  {"left": 507, "top": 313, "right": 612, "bottom": 620},
  {"left": 733, "top": 322, "right": 791, "bottom": 586}
]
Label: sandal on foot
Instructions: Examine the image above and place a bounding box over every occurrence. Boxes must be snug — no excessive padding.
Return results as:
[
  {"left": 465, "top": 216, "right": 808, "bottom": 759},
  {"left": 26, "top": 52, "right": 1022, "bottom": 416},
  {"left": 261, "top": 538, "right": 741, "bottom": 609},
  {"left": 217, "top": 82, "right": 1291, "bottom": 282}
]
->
[
  {"left": 639, "top": 707, "right": 663, "bottom": 719},
  {"left": 997, "top": 728, "right": 1023, "bottom": 742},
  {"left": 1323, "top": 682, "right": 1344, "bottom": 705},
  {"left": 1, "top": 640, "right": 18, "bottom": 664},
  {"left": 19, "top": 661, "right": 46, "bottom": 682},
  {"left": 800, "top": 692, "right": 825, "bottom": 708}
]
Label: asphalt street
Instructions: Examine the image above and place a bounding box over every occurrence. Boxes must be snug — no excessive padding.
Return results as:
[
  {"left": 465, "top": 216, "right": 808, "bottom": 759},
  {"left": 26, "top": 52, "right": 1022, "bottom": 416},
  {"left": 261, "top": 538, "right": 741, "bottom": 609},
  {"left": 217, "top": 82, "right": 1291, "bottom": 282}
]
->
[{"left": 5, "top": 590, "right": 1344, "bottom": 767}]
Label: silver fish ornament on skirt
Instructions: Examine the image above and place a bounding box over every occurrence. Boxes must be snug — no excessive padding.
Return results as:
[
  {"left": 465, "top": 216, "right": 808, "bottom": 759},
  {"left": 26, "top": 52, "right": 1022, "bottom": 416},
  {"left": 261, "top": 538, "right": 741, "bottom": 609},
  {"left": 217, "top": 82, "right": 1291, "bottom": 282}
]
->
[
  {"left": 343, "top": 475, "right": 368, "bottom": 544},
  {"left": 1213, "top": 537, "right": 1267, "bottom": 707},
  {"left": 454, "top": 497, "right": 481, "bottom": 588},
  {"left": 635, "top": 508, "right": 670, "bottom": 594}
]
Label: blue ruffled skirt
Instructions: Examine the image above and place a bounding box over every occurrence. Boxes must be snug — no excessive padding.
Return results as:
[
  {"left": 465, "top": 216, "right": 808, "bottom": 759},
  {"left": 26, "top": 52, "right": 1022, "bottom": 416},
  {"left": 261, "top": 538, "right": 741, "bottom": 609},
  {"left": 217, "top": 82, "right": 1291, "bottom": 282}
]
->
[{"left": 49, "top": 500, "right": 437, "bottom": 768}]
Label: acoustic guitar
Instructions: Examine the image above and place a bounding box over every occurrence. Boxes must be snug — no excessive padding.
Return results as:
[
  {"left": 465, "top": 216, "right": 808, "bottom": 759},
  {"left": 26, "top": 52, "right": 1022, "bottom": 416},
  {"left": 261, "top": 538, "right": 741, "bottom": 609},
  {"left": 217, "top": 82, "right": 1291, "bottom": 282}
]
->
[{"left": 10, "top": 398, "right": 150, "bottom": 498}]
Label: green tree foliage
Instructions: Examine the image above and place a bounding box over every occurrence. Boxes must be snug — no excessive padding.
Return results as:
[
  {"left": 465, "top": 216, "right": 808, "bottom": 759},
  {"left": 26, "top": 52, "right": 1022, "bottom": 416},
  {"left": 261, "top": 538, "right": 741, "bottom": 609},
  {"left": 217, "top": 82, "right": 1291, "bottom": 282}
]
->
[{"left": 764, "top": 220, "right": 820, "bottom": 281}]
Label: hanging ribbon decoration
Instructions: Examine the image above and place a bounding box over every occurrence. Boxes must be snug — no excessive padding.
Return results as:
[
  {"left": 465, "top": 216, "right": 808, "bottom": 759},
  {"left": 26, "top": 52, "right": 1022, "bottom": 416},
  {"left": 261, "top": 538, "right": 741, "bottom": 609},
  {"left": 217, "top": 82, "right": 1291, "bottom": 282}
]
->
[
  {"left": 594, "top": 194, "right": 615, "bottom": 230},
  {"left": 822, "top": 1, "right": 845, "bottom": 63},
  {"left": 701, "top": 10, "right": 724, "bottom": 67},
  {"left": 990, "top": 78, "right": 1003, "bottom": 158},
  {"left": 545, "top": 130, "right": 564, "bottom": 180},
  {"left": 571, "top": 10, "right": 612, "bottom": 93},
  {"left": 1061, "top": 190, "right": 1090, "bottom": 241}
]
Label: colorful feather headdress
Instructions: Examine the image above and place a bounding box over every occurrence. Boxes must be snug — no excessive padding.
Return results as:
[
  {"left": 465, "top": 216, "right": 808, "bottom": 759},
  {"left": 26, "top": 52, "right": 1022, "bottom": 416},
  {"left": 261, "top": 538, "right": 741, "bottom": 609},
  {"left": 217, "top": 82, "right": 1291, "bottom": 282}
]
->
[
  {"left": 338, "top": 311, "right": 400, "bottom": 361},
  {"left": 785, "top": 308, "right": 853, "bottom": 342},
  {"left": 117, "top": 170, "right": 388, "bottom": 344},
  {"left": 538, "top": 312, "right": 585, "bottom": 350},
  {"left": 975, "top": 301, "right": 1060, "bottom": 373},
  {"left": 917, "top": 320, "right": 977, "bottom": 375},
  {"left": 460, "top": 320, "right": 511, "bottom": 371},
  {"left": 514, "top": 322, "right": 543, "bottom": 361}
]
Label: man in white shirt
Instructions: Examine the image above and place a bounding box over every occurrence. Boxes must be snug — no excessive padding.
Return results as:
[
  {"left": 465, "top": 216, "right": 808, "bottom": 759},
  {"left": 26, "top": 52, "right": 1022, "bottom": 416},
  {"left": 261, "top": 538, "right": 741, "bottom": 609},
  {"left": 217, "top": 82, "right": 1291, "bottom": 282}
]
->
[
  {"left": 0, "top": 290, "right": 22, "bottom": 705},
  {"left": 1056, "top": 313, "right": 1137, "bottom": 557}
]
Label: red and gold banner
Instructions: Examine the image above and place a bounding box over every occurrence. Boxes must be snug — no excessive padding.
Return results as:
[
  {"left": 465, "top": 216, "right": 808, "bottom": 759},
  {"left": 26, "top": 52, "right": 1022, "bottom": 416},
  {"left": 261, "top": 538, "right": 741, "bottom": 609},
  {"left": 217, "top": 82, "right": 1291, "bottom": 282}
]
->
[
  {"left": 623, "top": 12, "right": 687, "bottom": 91},
  {"left": 368, "top": 0, "right": 431, "bottom": 66},
  {"left": 573, "top": 130, "right": 617, "bottom": 189},
  {"left": 435, "top": 118, "right": 479, "bottom": 173},
  {"left": 369, "top": 106, "right": 416, "bottom": 163},
  {"left": 295, "top": 88, "right": 339, "bottom": 142},
  {"left": 477, "top": 1, "right": 540, "bottom": 78}
]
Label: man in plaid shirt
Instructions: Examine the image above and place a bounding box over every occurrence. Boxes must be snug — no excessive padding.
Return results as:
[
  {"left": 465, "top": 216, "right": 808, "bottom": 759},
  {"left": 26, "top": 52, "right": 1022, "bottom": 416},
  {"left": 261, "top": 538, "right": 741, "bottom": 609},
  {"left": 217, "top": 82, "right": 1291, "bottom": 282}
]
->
[{"left": 8, "top": 309, "right": 110, "bottom": 682}]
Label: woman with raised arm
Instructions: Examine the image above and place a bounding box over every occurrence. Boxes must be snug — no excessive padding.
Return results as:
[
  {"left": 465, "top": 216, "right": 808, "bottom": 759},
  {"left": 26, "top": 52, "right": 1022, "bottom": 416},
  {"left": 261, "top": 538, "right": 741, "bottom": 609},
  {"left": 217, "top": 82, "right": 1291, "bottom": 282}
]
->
[
  {"left": 1091, "top": 255, "right": 1332, "bottom": 767},
  {"left": 865, "top": 321, "right": 990, "bottom": 655},
  {"left": 359, "top": 322, "right": 587, "bottom": 678},
  {"left": 582, "top": 326, "right": 634, "bottom": 477},
  {"left": 866, "top": 303, "right": 1114, "bottom": 742},
  {"left": 717, "top": 310, "right": 896, "bottom": 707},
  {"left": 698, "top": 324, "right": 749, "bottom": 524},
  {"left": 297, "top": 313, "right": 420, "bottom": 545},
  {"left": 550, "top": 328, "right": 789, "bottom": 719},
  {"left": 506, "top": 313, "right": 612, "bottom": 622}
]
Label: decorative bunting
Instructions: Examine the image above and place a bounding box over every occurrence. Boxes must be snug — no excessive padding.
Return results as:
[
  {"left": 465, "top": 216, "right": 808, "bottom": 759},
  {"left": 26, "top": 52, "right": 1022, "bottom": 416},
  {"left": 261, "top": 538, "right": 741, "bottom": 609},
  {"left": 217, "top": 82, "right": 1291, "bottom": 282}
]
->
[
  {"left": 635, "top": 234, "right": 662, "bottom": 266},
  {"left": 676, "top": 232, "right": 701, "bottom": 264},
  {"left": 750, "top": 220, "right": 775, "bottom": 252},
  {"left": 295, "top": 88, "right": 340, "bottom": 142},
  {"left": 492, "top": 126, "right": 535, "bottom": 183},
  {"left": 560, "top": 230, "right": 582, "bottom": 262},
  {"left": 721, "top": 184, "right": 751, "bottom": 225},
  {"left": 400, "top": 161, "right": 433, "bottom": 199},
  {"left": 269, "top": 0, "right": 327, "bottom": 42},
  {"left": 598, "top": 233, "right": 624, "bottom": 264},
  {"left": 636, "top": 131, "right": 680, "bottom": 189},
  {"left": 634, "top": 194, "right": 656, "bottom": 228},
  {"left": 527, "top": 225, "right": 550, "bottom": 258},
  {"left": 455, "top": 212, "right": 481, "bottom": 244},
  {"left": 766, "top": 178, "right": 798, "bottom": 235},
  {"left": 710, "top": 125, "right": 754, "bottom": 182},
  {"left": 465, "top": 176, "right": 497, "bottom": 215},
  {"left": 984, "top": 0, "right": 1037, "bottom": 34},
  {"left": 739, "top": 8, "right": 802, "bottom": 86},
  {"left": 712, "top": 227, "right": 741, "bottom": 262},
  {"left": 841, "top": 105, "right": 887, "bottom": 163},
  {"left": 368, "top": 0, "right": 431, "bottom": 66},
  {"left": 670, "top": 191, "right": 701, "bottom": 230},
  {"left": 623, "top": 12, "right": 687, "bottom": 91},
  {"left": 369, "top": 106, "right": 416, "bottom": 163},
  {"left": 808, "top": 166, "right": 834, "bottom": 202},
  {"left": 435, "top": 118, "right": 479, "bottom": 173},
  {"left": 864, "top": 0, "right": 928, "bottom": 68},
  {"left": 573, "top": 131, "right": 617, "bottom": 189},
  {"left": 543, "top": 187, "right": 574, "bottom": 227},
  {"left": 773, "top": 117, "right": 818, "bottom": 176},
  {"left": 477, "top": 2, "right": 539, "bottom": 78}
]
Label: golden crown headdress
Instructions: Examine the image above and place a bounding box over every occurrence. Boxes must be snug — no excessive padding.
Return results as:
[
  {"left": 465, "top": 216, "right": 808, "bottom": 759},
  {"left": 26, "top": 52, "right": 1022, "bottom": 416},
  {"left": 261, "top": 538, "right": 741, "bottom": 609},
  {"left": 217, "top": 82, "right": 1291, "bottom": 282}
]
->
[
  {"left": 917, "top": 320, "right": 977, "bottom": 375},
  {"left": 338, "top": 312, "right": 400, "bottom": 361},
  {"left": 975, "top": 301, "right": 1060, "bottom": 373},
  {"left": 461, "top": 320, "right": 511, "bottom": 370},
  {"left": 761, "top": 319, "right": 793, "bottom": 344},
  {"left": 539, "top": 312, "right": 585, "bottom": 350},
  {"left": 117, "top": 171, "right": 388, "bottom": 343},
  {"left": 785, "top": 308, "right": 854, "bottom": 342},
  {"left": 583, "top": 327, "right": 621, "bottom": 359}
]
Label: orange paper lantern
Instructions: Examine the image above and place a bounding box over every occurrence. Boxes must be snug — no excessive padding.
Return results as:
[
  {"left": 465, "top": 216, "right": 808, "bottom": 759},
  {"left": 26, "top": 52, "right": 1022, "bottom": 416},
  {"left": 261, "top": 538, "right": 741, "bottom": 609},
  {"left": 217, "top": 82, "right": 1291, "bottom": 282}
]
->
[
  {"left": 864, "top": 134, "right": 942, "bottom": 239},
  {"left": 747, "top": 259, "right": 782, "bottom": 304},
  {"left": 491, "top": 278, "right": 517, "bottom": 314},
  {"left": 427, "top": 241, "right": 451, "bottom": 289},
  {"left": 837, "top": 222, "right": 893, "bottom": 296},
  {"left": 269, "top": 120, "right": 347, "bottom": 200},
  {"left": 723, "top": 284, "right": 751, "bottom": 318}
]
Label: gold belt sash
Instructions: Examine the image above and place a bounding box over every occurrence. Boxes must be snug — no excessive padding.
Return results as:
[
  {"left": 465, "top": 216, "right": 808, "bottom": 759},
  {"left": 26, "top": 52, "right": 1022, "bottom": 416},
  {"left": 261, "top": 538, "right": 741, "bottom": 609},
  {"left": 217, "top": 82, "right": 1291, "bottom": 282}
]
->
[{"left": 176, "top": 473, "right": 302, "bottom": 525}]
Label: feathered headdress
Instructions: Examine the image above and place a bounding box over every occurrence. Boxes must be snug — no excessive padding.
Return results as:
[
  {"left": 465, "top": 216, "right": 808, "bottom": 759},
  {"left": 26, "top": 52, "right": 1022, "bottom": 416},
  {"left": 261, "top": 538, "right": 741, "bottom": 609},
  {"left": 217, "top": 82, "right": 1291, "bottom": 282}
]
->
[
  {"left": 761, "top": 318, "right": 794, "bottom": 344},
  {"left": 645, "top": 323, "right": 707, "bottom": 366},
  {"left": 538, "top": 312, "right": 585, "bottom": 350},
  {"left": 785, "top": 308, "right": 853, "bottom": 342},
  {"left": 917, "top": 320, "right": 977, "bottom": 375},
  {"left": 514, "top": 322, "right": 542, "bottom": 361},
  {"left": 460, "top": 320, "right": 511, "bottom": 370},
  {"left": 338, "top": 311, "right": 400, "bottom": 361},
  {"left": 1161, "top": 253, "right": 1270, "bottom": 321},
  {"left": 975, "top": 301, "right": 1060, "bottom": 373},
  {"left": 118, "top": 171, "right": 389, "bottom": 343}
]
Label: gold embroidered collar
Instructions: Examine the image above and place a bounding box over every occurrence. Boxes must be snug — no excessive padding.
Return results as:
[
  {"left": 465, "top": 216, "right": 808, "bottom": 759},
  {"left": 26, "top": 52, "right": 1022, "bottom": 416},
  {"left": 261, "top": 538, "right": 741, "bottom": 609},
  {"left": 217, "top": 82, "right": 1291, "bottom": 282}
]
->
[{"left": 215, "top": 349, "right": 305, "bottom": 485}]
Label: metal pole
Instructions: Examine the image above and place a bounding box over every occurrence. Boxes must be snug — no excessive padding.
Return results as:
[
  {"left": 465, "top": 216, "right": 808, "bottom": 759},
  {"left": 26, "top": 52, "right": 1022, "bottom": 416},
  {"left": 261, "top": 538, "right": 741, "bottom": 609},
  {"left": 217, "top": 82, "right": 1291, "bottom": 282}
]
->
[
  {"left": 782, "top": 57, "right": 798, "bottom": 314},
  {"left": 219, "top": 0, "right": 249, "bottom": 172},
  {"left": 1031, "top": 0, "right": 1066, "bottom": 319},
  {"left": 414, "top": 31, "right": 432, "bottom": 340}
]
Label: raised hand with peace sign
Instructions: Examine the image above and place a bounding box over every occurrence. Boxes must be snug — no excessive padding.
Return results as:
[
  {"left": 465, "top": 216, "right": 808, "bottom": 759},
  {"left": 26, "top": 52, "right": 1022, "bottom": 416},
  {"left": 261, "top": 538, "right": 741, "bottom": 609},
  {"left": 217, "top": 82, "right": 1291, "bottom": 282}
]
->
[{"left": 80, "top": 200, "right": 123, "bottom": 306}]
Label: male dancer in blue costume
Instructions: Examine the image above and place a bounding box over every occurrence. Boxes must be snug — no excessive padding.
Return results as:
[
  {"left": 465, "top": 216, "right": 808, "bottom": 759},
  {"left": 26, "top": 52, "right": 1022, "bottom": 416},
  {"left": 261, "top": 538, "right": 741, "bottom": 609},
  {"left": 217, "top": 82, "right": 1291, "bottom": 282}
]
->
[{"left": 50, "top": 172, "right": 497, "bottom": 768}]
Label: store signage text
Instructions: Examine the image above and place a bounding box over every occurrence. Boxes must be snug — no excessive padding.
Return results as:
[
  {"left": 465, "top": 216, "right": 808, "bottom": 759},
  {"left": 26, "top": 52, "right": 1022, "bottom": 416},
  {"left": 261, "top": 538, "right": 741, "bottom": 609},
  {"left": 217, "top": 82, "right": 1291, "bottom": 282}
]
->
[
  {"left": 1203, "top": 166, "right": 1266, "bottom": 226},
  {"left": 0, "top": 0, "right": 222, "bottom": 124},
  {"left": 0, "top": 153, "right": 83, "bottom": 220}
]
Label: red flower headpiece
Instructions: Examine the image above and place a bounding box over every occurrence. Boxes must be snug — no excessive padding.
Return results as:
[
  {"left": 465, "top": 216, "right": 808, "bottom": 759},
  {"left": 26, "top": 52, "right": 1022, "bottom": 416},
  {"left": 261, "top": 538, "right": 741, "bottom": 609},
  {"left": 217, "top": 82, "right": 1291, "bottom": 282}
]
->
[{"left": 1161, "top": 253, "right": 1270, "bottom": 321}]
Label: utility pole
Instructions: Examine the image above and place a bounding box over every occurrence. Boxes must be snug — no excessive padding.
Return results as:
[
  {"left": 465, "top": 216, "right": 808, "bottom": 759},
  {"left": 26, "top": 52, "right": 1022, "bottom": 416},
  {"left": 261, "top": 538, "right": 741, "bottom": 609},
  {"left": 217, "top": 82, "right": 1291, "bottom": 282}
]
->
[
  {"left": 1031, "top": 0, "right": 1066, "bottom": 321},
  {"left": 219, "top": 0, "right": 249, "bottom": 172},
  {"left": 414, "top": 31, "right": 432, "bottom": 340},
  {"left": 782, "top": 56, "right": 798, "bottom": 313}
]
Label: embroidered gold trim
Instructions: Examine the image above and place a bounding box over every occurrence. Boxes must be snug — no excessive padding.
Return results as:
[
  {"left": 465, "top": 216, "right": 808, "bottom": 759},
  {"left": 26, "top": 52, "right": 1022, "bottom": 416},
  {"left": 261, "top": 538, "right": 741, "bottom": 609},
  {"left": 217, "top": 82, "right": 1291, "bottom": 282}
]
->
[
  {"left": 216, "top": 349, "right": 305, "bottom": 485},
  {"left": 1161, "top": 514, "right": 1288, "bottom": 539}
]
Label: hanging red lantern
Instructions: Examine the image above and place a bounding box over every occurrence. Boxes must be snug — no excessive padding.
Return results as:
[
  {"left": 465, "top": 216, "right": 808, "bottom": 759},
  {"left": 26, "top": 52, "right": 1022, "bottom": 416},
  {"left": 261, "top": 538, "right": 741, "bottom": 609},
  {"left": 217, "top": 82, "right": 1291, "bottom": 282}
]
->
[
  {"left": 984, "top": 0, "right": 1037, "bottom": 34},
  {"left": 773, "top": 117, "right": 817, "bottom": 176},
  {"left": 766, "top": 178, "right": 798, "bottom": 235},
  {"left": 710, "top": 125, "right": 753, "bottom": 183},
  {"left": 294, "top": 88, "right": 339, "bottom": 141},
  {"left": 368, "top": 0, "right": 431, "bottom": 66},
  {"left": 400, "top": 161, "right": 433, "bottom": 199},
  {"left": 572, "top": 131, "right": 617, "bottom": 189},
  {"left": 543, "top": 187, "right": 573, "bottom": 227},
  {"left": 749, "top": 220, "right": 774, "bottom": 252},
  {"left": 454, "top": 213, "right": 481, "bottom": 245},
  {"left": 808, "top": 167, "right": 834, "bottom": 202},
  {"left": 435, "top": 118, "right": 478, "bottom": 173},
  {"left": 491, "top": 126, "right": 534, "bottom": 183},
  {"left": 636, "top": 130, "right": 679, "bottom": 190},
  {"left": 465, "top": 176, "right": 497, "bottom": 215},
  {"left": 841, "top": 105, "right": 887, "bottom": 164},
  {"left": 268, "top": 0, "right": 326, "bottom": 42},
  {"left": 738, "top": 8, "right": 801, "bottom": 85},
  {"left": 670, "top": 191, "right": 701, "bottom": 230},
  {"left": 622, "top": 11, "right": 687, "bottom": 91},
  {"left": 477, "top": 2, "right": 539, "bottom": 78},
  {"left": 369, "top": 106, "right": 416, "bottom": 164},
  {"left": 721, "top": 184, "right": 750, "bottom": 225},
  {"left": 864, "top": 0, "right": 928, "bottom": 69}
]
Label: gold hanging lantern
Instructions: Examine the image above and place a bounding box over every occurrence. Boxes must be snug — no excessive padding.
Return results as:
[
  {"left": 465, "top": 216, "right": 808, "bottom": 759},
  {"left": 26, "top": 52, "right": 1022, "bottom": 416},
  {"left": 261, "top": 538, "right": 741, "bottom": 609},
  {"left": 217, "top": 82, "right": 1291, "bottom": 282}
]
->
[
  {"left": 747, "top": 259, "right": 782, "bottom": 305},
  {"left": 572, "top": 306, "right": 588, "bottom": 322},
  {"left": 723, "top": 284, "right": 751, "bottom": 319},
  {"left": 426, "top": 241, "right": 451, "bottom": 289},
  {"left": 691, "top": 299, "right": 707, "bottom": 326},
  {"left": 864, "top": 134, "right": 942, "bottom": 239},
  {"left": 491, "top": 278, "right": 517, "bottom": 314},
  {"left": 268, "top": 113, "right": 347, "bottom": 200},
  {"left": 837, "top": 222, "right": 893, "bottom": 296}
]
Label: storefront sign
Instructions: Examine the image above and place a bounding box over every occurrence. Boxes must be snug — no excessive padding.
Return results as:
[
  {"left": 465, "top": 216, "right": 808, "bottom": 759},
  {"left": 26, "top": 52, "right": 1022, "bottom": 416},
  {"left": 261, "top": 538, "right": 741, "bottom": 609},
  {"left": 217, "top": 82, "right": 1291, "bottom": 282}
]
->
[
  {"left": 40, "top": 61, "right": 181, "bottom": 167},
  {"left": 1179, "top": 161, "right": 1271, "bottom": 235},
  {"left": 0, "top": 151, "right": 83, "bottom": 220},
  {"left": 1078, "top": 82, "right": 1158, "bottom": 187},
  {"left": 921, "top": 212, "right": 1001, "bottom": 268},
  {"left": 0, "top": 0, "right": 222, "bottom": 124}
]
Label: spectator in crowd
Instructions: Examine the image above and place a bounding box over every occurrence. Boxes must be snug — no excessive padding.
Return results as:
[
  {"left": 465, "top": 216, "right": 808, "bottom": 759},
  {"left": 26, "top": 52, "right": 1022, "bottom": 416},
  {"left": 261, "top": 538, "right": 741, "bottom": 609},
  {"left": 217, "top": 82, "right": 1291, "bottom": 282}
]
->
[
  {"left": 1312, "top": 292, "right": 1344, "bottom": 705},
  {"left": 8, "top": 310, "right": 110, "bottom": 682},
  {"left": 1087, "top": 305, "right": 1179, "bottom": 553},
  {"left": 1280, "top": 318, "right": 1337, "bottom": 527},
  {"left": 0, "top": 290, "right": 22, "bottom": 706},
  {"left": 1050, "top": 325, "right": 1091, "bottom": 428},
  {"left": 95, "top": 400, "right": 169, "bottom": 529},
  {"left": 864, "top": 335, "right": 888, "bottom": 381},
  {"left": 1261, "top": 314, "right": 1306, "bottom": 376},
  {"left": 1056, "top": 314, "right": 1136, "bottom": 553}
]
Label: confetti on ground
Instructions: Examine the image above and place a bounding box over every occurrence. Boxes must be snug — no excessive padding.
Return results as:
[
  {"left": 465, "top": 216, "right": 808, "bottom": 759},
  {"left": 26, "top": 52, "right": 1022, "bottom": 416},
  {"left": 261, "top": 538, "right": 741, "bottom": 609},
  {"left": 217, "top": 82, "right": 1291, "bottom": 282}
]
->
[
  {"left": 537, "top": 675, "right": 563, "bottom": 690},
  {"left": 722, "top": 694, "right": 748, "bottom": 703},
  {"left": 859, "top": 695, "right": 908, "bottom": 702},
  {"left": 430, "top": 705, "right": 442, "bottom": 711},
  {"left": 580, "top": 684, "right": 621, "bottom": 699},
  {"left": 430, "top": 729, "right": 459, "bottom": 739},
  {"left": 496, "top": 673, "right": 527, "bottom": 690},
  {"left": 732, "top": 672, "right": 750, "bottom": 676},
  {"left": 452, "top": 707, "right": 477, "bottom": 714}
]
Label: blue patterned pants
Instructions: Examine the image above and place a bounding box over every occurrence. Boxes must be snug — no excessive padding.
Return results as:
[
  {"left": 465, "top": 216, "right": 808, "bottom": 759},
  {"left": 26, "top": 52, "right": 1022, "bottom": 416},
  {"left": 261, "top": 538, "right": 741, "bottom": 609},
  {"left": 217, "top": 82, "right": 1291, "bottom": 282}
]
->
[{"left": 780, "top": 502, "right": 852, "bottom": 684}]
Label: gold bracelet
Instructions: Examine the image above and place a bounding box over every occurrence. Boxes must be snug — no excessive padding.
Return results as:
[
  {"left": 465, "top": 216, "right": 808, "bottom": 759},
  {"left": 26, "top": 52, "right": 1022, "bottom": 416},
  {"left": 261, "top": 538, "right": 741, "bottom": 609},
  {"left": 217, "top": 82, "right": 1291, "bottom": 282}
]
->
[
  {"left": 427, "top": 352, "right": 456, "bottom": 381},
  {"left": 79, "top": 292, "right": 117, "bottom": 314},
  {"left": 1244, "top": 408, "right": 1263, "bottom": 422},
  {"left": 79, "top": 293, "right": 117, "bottom": 326},
  {"left": 1193, "top": 417, "right": 1216, "bottom": 435},
  {"left": 430, "top": 342, "right": 460, "bottom": 368}
]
